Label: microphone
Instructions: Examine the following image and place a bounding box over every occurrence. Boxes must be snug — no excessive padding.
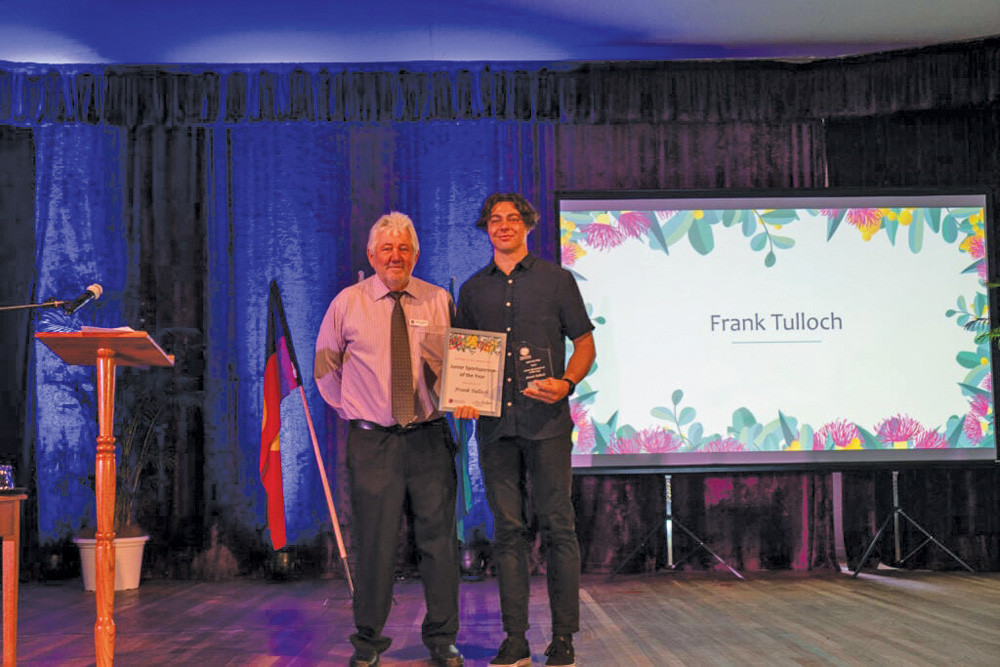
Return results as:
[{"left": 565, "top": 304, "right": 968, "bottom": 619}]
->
[{"left": 62, "top": 284, "right": 103, "bottom": 315}]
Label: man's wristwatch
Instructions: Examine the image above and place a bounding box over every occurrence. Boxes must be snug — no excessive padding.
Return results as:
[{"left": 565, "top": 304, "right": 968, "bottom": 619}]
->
[{"left": 561, "top": 377, "right": 577, "bottom": 394}]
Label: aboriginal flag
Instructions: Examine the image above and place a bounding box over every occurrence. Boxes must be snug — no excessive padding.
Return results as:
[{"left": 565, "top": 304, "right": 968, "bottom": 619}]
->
[{"left": 260, "top": 281, "right": 302, "bottom": 550}]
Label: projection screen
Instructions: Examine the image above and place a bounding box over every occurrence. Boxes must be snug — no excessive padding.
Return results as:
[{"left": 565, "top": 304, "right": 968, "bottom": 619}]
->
[{"left": 557, "top": 189, "right": 997, "bottom": 471}]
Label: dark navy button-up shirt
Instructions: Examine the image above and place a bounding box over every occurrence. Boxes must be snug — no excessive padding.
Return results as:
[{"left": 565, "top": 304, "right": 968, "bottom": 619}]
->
[{"left": 455, "top": 253, "right": 594, "bottom": 443}]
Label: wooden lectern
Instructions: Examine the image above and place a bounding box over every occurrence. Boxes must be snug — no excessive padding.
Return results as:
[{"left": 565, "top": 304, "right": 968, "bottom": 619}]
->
[{"left": 35, "top": 331, "right": 174, "bottom": 667}]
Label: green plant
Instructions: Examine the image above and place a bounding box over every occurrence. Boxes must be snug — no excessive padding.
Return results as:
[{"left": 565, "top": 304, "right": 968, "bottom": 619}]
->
[
  {"left": 963, "top": 281, "right": 1000, "bottom": 346},
  {"left": 76, "top": 364, "right": 174, "bottom": 539}
]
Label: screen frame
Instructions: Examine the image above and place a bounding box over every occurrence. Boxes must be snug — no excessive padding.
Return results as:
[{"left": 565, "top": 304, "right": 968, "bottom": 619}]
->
[{"left": 555, "top": 186, "right": 1000, "bottom": 473}]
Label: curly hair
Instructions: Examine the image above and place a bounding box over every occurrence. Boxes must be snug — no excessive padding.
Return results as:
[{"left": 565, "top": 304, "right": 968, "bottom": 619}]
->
[{"left": 475, "top": 193, "right": 539, "bottom": 230}]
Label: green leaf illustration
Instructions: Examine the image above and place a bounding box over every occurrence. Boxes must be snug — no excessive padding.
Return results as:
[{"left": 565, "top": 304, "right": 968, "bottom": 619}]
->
[
  {"left": 857, "top": 425, "right": 882, "bottom": 449},
  {"left": 956, "top": 351, "right": 981, "bottom": 368},
  {"left": 678, "top": 406, "right": 696, "bottom": 426},
  {"left": 778, "top": 411, "right": 796, "bottom": 445},
  {"left": 749, "top": 232, "right": 767, "bottom": 251},
  {"left": 651, "top": 406, "right": 675, "bottom": 421},
  {"left": 759, "top": 210, "right": 799, "bottom": 225},
  {"left": 688, "top": 219, "right": 715, "bottom": 255},
  {"left": 908, "top": 214, "right": 923, "bottom": 252},
  {"left": 764, "top": 251, "right": 776, "bottom": 267},
  {"left": 662, "top": 210, "right": 694, "bottom": 246},
  {"left": 647, "top": 214, "right": 670, "bottom": 254},
  {"left": 671, "top": 389, "right": 684, "bottom": 405},
  {"left": 798, "top": 424, "right": 814, "bottom": 450},
  {"left": 942, "top": 215, "right": 959, "bottom": 243},
  {"left": 592, "top": 411, "right": 619, "bottom": 451},
  {"left": 616, "top": 424, "right": 637, "bottom": 440},
  {"left": 826, "top": 210, "right": 846, "bottom": 240},
  {"left": 771, "top": 235, "right": 795, "bottom": 250},
  {"left": 960, "top": 259, "right": 984, "bottom": 275},
  {"left": 924, "top": 208, "right": 941, "bottom": 233},
  {"left": 945, "top": 417, "right": 965, "bottom": 446},
  {"left": 958, "top": 382, "right": 991, "bottom": 397},
  {"left": 883, "top": 217, "right": 899, "bottom": 245},
  {"left": 731, "top": 407, "right": 756, "bottom": 432}
]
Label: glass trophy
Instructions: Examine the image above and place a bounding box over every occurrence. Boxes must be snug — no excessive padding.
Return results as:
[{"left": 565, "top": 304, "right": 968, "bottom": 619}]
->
[{"left": 514, "top": 340, "right": 553, "bottom": 392}]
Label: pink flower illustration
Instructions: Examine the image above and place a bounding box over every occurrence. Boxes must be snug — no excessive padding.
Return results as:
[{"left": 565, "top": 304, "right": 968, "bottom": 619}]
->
[
  {"left": 983, "top": 374, "right": 992, "bottom": 392},
  {"left": 875, "top": 414, "right": 922, "bottom": 444},
  {"left": 846, "top": 208, "right": 883, "bottom": 240},
  {"left": 702, "top": 437, "right": 744, "bottom": 452},
  {"left": 632, "top": 428, "right": 683, "bottom": 454},
  {"left": 970, "top": 393, "right": 990, "bottom": 419},
  {"left": 963, "top": 411, "right": 985, "bottom": 444},
  {"left": 812, "top": 420, "right": 861, "bottom": 450},
  {"left": 561, "top": 242, "right": 581, "bottom": 267},
  {"left": 914, "top": 429, "right": 948, "bottom": 449},
  {"left": 966, "top": 235, "right": 985, "bottom": 259},
  {"left": 607, "top": 435, "right": 646, "bottom": 455},
  {"left": 570, "top": 402, "right": 595, "bottom": 453},
  {"left": 616, "top": 211, "right": 651, "bottom": 238},
  {"left": 583, "top": 222, "right": 625, "bottom": 250}
]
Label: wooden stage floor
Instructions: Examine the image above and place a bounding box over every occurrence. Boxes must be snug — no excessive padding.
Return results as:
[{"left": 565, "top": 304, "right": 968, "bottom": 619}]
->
[{"left": 8, "top": 569, "right": 1000, "bottom": 665}]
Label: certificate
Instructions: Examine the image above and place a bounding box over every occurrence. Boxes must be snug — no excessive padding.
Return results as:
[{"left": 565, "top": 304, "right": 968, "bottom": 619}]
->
[{"left": 439, "top": 328, "right": 507, "bottom": 417}]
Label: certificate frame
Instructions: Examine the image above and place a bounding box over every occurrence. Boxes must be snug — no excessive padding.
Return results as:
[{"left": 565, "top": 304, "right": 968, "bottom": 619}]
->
[{"left": 439, "top": 327, "right": 507, "bottom": 417}]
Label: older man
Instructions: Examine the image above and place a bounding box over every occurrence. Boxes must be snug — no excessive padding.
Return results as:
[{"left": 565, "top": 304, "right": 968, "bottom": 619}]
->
[
  {"left": 315, "top": 212, "right": 463, "bottom": 667},
  {"left": 454, "top": 193, "right": 595, "bottom": 667}
]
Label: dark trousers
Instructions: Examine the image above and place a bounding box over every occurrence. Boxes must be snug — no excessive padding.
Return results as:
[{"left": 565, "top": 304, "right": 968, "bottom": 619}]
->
[
  {"left": 478, "top": 434, "right": 580, "bottom": 637},
  {"left": 346, "top": 420, "right": 460, "bottom": 654}
]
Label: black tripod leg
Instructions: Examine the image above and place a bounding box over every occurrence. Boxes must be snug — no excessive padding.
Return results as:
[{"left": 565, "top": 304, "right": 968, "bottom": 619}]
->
[
  {"left": 607, "top": 520, "right": 662, "bottom": 580},
  {"left": 897, "top": 509, "right": 975, "bottom": 572},
  {"left": 852, "top": 509, "right": 896, "bottom": 578}
]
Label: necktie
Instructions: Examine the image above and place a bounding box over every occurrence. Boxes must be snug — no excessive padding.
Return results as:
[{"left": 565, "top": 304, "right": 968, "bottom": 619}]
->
[{"left": 389, "top": 291, "right": 415, "bottom": 426}]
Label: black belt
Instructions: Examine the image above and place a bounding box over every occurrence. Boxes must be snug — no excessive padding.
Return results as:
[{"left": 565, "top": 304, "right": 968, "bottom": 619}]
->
[{"left": 349, "top": 418, "right": 444, "bottom": 434}]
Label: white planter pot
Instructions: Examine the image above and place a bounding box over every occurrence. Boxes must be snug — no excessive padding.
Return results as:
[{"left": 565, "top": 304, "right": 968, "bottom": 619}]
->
[{"left": 73, "top": 535, "right": 150, "bottom": 591}]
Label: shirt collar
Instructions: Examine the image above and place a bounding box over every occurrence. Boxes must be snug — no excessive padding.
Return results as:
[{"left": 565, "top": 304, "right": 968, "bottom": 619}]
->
[
  {"left": 367, "top": 275, "right": 422, "bottom": 302},
  {"left": 487, "top": 252, "right": 536, "bottom": 275}
]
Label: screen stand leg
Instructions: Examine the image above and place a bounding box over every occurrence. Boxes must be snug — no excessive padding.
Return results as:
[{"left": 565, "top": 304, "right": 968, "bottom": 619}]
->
[
  {"left": 609, "top": 474, "right": 743, "bottom": 580},
  {"left": 851, "top": 470, "right": 974, "bottom": 577}
]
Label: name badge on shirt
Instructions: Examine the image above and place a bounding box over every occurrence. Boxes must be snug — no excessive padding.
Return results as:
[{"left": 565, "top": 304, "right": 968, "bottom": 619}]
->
[{"left": 409, "top": 318, "right": 429, "bottom": 327}]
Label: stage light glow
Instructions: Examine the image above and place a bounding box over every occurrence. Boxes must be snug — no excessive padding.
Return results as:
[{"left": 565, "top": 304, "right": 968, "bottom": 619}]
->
[
  {"left": 165, "top": 28, "right": 569, "bottom": 64},
  {"left": 0, "top": 26, "right": 107, "bottom": 64}
]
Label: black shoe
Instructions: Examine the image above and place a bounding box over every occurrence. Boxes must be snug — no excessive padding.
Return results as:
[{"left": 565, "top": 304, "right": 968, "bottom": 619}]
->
[
  {"left": 544, "top": 635, "right": 575, "bottom": 667},
  {"left": 428, "top": 643, "right": 464, "bottom": 666},
  {"left": 489, "top": 635, "right": 531, "bottom": 666},
  {"left": 349, "top": 648, "right": 380, "bottom": 667}
]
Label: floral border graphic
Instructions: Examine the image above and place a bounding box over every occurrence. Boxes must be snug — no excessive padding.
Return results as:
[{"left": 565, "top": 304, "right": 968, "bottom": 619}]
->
[{"left": 562, "top": 206, "right": 993, "bottom": 455}]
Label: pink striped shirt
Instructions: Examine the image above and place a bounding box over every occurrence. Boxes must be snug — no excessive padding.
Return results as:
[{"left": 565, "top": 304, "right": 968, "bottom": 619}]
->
[{"left": 314, "top": 274, "right": 453, "bottom": 426}]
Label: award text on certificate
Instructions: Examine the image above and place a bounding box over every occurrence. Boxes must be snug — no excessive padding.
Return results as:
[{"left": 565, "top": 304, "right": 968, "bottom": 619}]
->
[{"left": 439, "top": 328, "right": 507, "bottom": 417}]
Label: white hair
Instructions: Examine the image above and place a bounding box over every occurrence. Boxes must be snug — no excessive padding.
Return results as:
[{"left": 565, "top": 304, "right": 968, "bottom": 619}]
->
[{"left": 367, "top": 211, "right": 419, "bottom": 255}]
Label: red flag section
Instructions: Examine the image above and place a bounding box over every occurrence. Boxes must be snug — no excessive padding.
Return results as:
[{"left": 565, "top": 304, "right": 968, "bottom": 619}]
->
[{"left": 260, "top": 281, "right": 302, "bottom": 550}]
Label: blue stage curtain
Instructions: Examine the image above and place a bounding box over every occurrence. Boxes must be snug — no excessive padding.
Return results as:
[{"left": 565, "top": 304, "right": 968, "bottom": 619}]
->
[
  {"left": 31, "top": 123, "right": 129, "bottom": 539},
  {"left": 206, "top": 119, "right": 551, "bottom": 552}
]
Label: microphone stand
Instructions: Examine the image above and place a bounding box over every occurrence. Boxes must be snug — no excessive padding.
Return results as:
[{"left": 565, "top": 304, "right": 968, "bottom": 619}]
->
[{"left": 0, "top": 299, "right": 67, "bottom": 312}]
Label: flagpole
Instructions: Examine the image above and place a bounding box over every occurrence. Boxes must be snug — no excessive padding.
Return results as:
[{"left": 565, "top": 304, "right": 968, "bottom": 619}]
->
[{"left": 298, "top": 384, "right": 355, "bottom": 597}]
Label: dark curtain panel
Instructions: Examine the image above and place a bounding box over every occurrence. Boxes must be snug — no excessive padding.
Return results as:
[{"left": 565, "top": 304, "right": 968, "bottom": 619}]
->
[
  {"left": 825, "top": 107, "right": 1000, "bottom": 571},
  {"left": 120, "top": 126, "right": 209, "bottom": 572},
  {"left": 0, "top": 125, "right": 34, "bottom": 467},
  {"left": 0, "top": 125, "right": 36, "bottom": 555}
]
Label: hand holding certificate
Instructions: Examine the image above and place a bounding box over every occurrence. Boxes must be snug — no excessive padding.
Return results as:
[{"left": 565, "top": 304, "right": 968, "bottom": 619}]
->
[{"left": 439, "top": 328, "right": 507, "bottom": 417}]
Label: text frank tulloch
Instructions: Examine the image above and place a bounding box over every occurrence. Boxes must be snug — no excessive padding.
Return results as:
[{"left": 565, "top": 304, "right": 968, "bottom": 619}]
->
[{"left": 710, "top": 312, "right": 843, "bottom": 332}]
